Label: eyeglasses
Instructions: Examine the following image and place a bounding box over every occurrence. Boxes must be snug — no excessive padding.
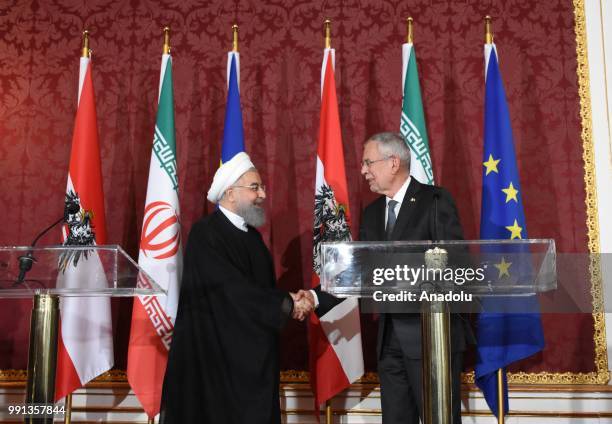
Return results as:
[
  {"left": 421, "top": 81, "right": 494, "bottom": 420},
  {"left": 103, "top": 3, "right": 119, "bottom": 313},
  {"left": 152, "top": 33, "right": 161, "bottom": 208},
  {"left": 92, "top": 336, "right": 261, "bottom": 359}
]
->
[
  {"left": 231, "top": 183, "right": 266, "bottom": 193},
  {"left": 361, "top": 156, "right": 391, "bottom": 168}
]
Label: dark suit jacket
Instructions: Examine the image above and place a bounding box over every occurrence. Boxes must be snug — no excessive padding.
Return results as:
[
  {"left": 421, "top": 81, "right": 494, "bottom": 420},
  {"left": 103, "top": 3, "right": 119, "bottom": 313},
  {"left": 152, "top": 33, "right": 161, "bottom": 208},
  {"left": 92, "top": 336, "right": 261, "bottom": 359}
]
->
[{"left": 359, "top": 178, "right": 472, "bottom": 359}]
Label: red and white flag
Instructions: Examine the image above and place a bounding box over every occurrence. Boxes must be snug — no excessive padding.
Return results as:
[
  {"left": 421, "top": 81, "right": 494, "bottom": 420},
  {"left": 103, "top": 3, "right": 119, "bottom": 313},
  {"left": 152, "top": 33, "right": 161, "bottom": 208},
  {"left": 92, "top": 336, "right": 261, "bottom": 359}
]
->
[
  {"left": 127, "top": 52, "right": 182, "bottom": 418},
  {"left": 310, "top": 47, "right": 364, "bottom": 408},
  {"left": 55, "top": 55, "right": 114, "bottom": 400}
]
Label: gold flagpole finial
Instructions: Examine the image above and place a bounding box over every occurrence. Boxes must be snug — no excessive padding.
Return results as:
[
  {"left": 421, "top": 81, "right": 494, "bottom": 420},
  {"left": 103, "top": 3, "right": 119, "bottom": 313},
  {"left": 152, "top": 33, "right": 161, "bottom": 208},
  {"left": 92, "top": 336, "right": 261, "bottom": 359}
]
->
[
  {"left": 232, "top": 24, "right": 239, "bottom": 52},
  {"left": 81, "top": 30, "right": 90, "bottom": 58},
  {"left": 324, "top": 19, "right": 331, "bottom": 49},
  {"left": 406, "top": 17, "right": 413, "bottom": 44},
  {"left": 163, "top": 27, "right": 171, "bottom": 54},
  {"left": 485, "top": 16, "right": 493, "bottom": 44}
]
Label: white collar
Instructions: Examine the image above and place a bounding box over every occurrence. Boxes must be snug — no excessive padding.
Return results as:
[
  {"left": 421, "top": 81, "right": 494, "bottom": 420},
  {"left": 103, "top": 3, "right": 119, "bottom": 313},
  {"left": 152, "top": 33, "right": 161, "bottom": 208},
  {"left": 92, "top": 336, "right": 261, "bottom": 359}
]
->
[
  {"left": 219, "top": 205, "right": 248, "bottom": 232},
  {"left": 387, "top": 176, "right": 411, "bottom": 206}
]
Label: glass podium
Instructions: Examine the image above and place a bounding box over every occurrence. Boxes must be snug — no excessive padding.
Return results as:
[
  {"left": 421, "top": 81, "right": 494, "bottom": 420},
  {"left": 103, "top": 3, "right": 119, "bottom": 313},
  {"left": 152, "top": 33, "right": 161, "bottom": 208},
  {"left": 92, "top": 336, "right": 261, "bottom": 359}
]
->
[
  {"left": 320, "top": 239, "right": 557, "bottom": 424},
  {"left": 0, "top": 245, "right": 164, "bottom": 424}
]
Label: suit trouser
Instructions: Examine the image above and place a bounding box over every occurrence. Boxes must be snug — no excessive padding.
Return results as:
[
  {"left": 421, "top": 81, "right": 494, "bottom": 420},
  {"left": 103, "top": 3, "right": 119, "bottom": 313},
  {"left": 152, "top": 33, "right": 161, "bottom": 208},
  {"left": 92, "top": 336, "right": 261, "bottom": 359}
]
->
[{"left": 378, "top": 319, "right": 463, "bottom": 424}]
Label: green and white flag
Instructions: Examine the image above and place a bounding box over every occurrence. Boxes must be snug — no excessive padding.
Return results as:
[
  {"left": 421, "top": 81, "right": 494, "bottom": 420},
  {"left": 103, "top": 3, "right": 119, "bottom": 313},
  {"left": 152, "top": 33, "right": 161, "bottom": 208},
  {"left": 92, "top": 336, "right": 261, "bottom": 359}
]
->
[
  {"left": 127, "top": 53, "right": 182, "bottom": 418},
  {"left": 400, "top": 43, "right": 433, "bottom": 184}
]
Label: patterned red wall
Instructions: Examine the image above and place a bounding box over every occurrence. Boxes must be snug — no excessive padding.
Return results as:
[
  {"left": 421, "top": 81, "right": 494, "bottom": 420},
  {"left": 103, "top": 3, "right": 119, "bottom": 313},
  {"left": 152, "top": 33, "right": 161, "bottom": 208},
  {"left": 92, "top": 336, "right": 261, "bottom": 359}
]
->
[{"left": 0, "top": 0, "right": 593, "bottom": 375}]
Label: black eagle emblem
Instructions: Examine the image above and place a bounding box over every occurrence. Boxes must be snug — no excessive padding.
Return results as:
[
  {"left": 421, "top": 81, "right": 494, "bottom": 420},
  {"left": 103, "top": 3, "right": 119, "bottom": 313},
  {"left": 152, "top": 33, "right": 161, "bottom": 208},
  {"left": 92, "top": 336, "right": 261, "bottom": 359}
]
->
[
  {"left": 312, "top": 184, "right": 351, "bottom": 275},
  {"left": 59, "top": 190, "right": 96, "bottom": 272}
]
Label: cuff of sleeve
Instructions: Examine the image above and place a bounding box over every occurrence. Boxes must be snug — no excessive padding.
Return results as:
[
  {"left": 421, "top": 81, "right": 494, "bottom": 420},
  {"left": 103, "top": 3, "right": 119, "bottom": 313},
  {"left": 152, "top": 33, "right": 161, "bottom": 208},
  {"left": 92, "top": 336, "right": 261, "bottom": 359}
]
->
[
  {"left": 309, "top": 289, "right": 319, "bottom": 309},
  {"left": 280, "top": 294, "right": 293, "bottom": 328}
]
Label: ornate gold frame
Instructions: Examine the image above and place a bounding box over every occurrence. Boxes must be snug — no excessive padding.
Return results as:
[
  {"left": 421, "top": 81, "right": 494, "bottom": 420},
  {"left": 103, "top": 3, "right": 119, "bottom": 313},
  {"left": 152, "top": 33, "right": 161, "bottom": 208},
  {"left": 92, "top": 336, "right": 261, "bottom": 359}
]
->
[
  {"left": 459, "top": 0, "right": 608, "bottom": 387},
  {"left": 0, "top": 0, "right": 607, "bottom": 388}
]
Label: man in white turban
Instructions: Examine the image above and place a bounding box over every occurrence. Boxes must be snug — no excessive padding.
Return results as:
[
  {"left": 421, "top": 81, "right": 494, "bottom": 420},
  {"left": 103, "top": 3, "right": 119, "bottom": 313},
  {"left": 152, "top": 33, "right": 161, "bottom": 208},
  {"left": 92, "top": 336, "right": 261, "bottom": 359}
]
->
[
  {"left": 160, "top": 152, "right": 313, "bottom": 424},
  {"left": 206, "top": 152, "right": 266, "bottom": 227}
]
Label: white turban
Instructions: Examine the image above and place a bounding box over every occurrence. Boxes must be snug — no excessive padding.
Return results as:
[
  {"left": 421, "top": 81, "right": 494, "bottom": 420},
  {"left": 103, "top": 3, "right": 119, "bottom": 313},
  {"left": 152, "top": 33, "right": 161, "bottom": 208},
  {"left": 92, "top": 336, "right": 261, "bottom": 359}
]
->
[{"left": 207, "top": 152, "right": 255, "bottom": 204}]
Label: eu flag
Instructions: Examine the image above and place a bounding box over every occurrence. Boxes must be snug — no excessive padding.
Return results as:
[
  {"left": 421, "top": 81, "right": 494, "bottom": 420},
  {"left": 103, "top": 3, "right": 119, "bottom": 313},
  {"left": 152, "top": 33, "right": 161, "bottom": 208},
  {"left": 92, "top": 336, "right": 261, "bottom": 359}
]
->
[
  {"left": 221, "top": 53, "right": 245, "bottom": 162},
  {"left": 475, "top": 45, "right": 545, "bottom": 417}
]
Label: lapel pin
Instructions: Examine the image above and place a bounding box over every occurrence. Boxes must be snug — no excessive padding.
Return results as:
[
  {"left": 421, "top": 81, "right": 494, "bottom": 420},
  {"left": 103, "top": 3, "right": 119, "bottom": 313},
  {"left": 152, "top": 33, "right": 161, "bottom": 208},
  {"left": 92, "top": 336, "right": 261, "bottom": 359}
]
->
[{"left": 410, "top": 197, "right": 416, "bottom": 202}]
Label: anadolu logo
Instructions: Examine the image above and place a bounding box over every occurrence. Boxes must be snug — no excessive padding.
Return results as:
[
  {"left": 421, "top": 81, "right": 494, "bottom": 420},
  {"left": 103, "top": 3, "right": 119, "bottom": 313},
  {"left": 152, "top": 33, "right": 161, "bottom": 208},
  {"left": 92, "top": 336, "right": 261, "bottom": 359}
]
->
[{"left": 140, "top": 201, "right": 180, "bottom": 259}]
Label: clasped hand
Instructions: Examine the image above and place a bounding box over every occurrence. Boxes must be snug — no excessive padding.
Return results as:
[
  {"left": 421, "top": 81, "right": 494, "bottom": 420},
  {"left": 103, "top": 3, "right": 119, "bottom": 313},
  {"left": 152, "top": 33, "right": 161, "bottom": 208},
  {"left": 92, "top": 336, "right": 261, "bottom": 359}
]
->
[{"left": 289, "top": 290, "right": 315, "bottom": 321}]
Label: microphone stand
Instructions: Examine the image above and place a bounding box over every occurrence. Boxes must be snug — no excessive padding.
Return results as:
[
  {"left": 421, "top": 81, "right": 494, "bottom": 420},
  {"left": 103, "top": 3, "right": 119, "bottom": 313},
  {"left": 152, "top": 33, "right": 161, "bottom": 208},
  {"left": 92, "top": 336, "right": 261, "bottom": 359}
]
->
[
  {"left": 15, "top": 202, "right": 79, "bottom": 285},
  {"left": 16, "top": 217, "right": 66, "bottom": 285}
]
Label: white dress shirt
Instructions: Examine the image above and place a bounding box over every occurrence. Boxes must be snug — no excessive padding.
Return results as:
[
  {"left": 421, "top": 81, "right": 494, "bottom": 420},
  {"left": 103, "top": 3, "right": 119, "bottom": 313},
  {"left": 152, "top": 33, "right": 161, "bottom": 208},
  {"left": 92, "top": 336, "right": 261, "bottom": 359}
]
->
[
  {"left": 219, "top": 205, "right": 248, "bottom": 232},
  {"left": 385, "top": 176, "right": 411, "bottom": 227}
]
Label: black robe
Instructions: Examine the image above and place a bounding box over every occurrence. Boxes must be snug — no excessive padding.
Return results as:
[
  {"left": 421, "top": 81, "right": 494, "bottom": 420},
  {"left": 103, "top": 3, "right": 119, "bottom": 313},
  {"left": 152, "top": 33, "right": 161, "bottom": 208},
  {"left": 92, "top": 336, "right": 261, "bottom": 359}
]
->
[{"left": 159, "top": 210, "right": 293, "bottom": 424}]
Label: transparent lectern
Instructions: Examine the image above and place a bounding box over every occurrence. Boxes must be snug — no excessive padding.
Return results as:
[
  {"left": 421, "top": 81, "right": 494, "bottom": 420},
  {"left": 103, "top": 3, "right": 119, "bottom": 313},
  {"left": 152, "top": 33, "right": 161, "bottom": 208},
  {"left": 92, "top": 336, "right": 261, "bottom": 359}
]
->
[
  {"left": 320, "top": 239, "right": 557, "bottom": 424},
  {"left": 0, "top": 245, "right": 165, "bottom": 423}
]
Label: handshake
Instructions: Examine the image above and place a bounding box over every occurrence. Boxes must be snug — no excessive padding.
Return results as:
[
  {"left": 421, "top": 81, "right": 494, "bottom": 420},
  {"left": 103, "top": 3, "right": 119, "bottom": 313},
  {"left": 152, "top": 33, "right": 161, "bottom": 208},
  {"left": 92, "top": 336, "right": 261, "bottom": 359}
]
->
[{"left": 289, "top": 290, "right": 316, "bottom": 321}]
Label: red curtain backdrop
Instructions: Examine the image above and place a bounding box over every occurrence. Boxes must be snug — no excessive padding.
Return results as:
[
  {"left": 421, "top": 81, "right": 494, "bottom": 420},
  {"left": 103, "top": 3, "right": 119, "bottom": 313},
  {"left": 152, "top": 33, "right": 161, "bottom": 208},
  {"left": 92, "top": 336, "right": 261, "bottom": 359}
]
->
[{"left": 0, "top": 0, "right": 593, "bottom": 376}]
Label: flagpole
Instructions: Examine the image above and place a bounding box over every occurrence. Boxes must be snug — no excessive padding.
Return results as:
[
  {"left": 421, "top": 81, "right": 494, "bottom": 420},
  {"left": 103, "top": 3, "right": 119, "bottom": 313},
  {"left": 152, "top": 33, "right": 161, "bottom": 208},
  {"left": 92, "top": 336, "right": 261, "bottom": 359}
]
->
[
  {"left": 228, "top": 24, "right": 239, "bottom": 91},
  {"left": 324, "top": 19, "right": 331, "bottom": 49},
  {"left": 485, "top": 16, "right": 503, "bottom": 424},
  {"left": 323, "top": 21, "right": 332, "bottom": 424},
  {"left": 497, "top": 369, "right": 504, "bottom": 423},
  {"left": 62, "top": 32, "right": 88, "bottom": 424},
  {"left": 81, "top": 30, "right": 90, "bottom": 58},
  {"left": 63, "top": 393, "right": 72, "bottom": 424},
  {"left": 63, "top": 31, "right": 91, "bottom": 424},
  {"left": 323, "top": 19, "right": 334, "bottom": 424},
  {"left": 485, "top": 15, "right": 493, "bottom": 45},
  {"left": 163, "top": 26, "right": 170, "bottom": 55},
  {"left": 232, "top": 23, "right": 239, "bottom": 52},
  {"left": 323, "top": 22, "right": 332, "bottom": 424},
  {"left": 406, "top": 17, "right": 413, "bottom": 43},
  {"left": 325, "top": 400, "right": 332, "bottom": 423}
]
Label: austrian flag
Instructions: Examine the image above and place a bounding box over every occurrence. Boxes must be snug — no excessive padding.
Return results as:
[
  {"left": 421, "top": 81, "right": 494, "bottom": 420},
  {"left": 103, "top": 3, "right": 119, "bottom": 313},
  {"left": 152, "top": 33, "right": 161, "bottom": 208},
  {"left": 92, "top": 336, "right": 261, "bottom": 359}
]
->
[
  {"left": 55, "top": 53, "right": 114, "bottom": 402},
  {"left": 310, "top": 47, "right": 364, "bottom": 407}
]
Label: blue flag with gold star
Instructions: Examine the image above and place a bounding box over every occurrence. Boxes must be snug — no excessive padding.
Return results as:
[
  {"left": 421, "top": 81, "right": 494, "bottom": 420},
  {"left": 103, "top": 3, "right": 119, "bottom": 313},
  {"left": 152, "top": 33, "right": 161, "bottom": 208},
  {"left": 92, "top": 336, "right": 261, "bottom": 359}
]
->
[{"left": 475, "top": 45, "right": 545, "bottom": 417}]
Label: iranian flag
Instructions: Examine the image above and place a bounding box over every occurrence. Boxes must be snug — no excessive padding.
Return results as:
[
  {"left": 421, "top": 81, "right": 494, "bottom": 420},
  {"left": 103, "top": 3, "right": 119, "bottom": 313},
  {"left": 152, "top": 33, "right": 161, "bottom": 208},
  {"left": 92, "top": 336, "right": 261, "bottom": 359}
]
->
[
  {"left": 127, "top": 53, "right": 182, "bottom": 418},
  {"left": 55, "top": 56, "right": 114, "bottom": 400},
  {"left": 310, "top": 47, "right": 364, "bottom": 407},
  {"left": 401, "top": 42, "right": 434, "bottom": 184}
]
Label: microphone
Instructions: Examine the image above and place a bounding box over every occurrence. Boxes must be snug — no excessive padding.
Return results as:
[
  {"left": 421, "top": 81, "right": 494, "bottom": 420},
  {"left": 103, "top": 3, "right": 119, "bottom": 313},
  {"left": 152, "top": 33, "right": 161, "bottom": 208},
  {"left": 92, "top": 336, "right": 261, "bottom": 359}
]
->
[{"left": 15, "top": 201, "right": 80, "bottom": 284}]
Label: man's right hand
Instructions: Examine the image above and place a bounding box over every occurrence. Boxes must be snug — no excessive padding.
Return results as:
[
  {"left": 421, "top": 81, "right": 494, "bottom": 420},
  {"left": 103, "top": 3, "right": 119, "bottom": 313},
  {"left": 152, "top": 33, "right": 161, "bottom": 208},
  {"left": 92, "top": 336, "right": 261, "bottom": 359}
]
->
[{"left": 290, "top": 291, "right": 315, "bottom": 321}]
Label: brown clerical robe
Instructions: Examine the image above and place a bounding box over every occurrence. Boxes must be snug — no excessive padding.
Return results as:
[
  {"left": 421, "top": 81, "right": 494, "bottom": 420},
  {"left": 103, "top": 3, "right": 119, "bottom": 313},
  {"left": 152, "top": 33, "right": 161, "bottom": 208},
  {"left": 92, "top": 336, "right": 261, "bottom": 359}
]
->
[{"left": 160, "top": 210, "right": 293, "bottom": 424}]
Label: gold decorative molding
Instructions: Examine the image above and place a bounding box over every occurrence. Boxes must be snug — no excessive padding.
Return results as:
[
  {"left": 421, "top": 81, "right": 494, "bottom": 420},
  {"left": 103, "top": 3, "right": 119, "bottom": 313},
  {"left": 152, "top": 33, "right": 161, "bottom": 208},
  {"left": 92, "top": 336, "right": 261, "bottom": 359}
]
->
[
  {"left": 0, "top": 369, "right": 27, "bottom": 381},
  {"left": 357, "top": 372, "right": 380, "bottom": 384},
  {"left": 280, "top": 370, "right": 309, "bottom": 383},
  {"left": 92, "top": 369, "right": 130, "bottom": 382},
  {"left": 573, "top": 0, "right": 609, "bottom": 385}
]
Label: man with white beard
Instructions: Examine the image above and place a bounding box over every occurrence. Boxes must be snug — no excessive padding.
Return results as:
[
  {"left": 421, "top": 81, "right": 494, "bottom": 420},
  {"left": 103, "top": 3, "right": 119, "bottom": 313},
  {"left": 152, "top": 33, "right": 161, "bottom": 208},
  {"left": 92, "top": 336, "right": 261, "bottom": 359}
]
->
[{"left": 160, "top": 152, "right": 313, "bottom": 424}]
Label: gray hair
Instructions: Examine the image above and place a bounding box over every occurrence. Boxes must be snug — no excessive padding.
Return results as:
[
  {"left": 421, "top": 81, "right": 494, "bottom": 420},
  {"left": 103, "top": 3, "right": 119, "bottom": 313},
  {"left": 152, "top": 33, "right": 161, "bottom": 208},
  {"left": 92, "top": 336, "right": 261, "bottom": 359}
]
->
[{"left": 366, "top": 132, "right": 411, "bottom": 171}]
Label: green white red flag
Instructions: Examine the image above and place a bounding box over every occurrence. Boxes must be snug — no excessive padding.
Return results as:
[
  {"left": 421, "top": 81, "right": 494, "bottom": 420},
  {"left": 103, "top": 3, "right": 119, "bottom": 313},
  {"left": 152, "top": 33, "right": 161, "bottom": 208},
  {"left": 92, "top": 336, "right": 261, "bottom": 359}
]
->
[
  {"left": 401, "top": 42, "right": 434, "bottom": 184},
  {"left": 127, "top": 53, "right": 182, "bottom": 418}
]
